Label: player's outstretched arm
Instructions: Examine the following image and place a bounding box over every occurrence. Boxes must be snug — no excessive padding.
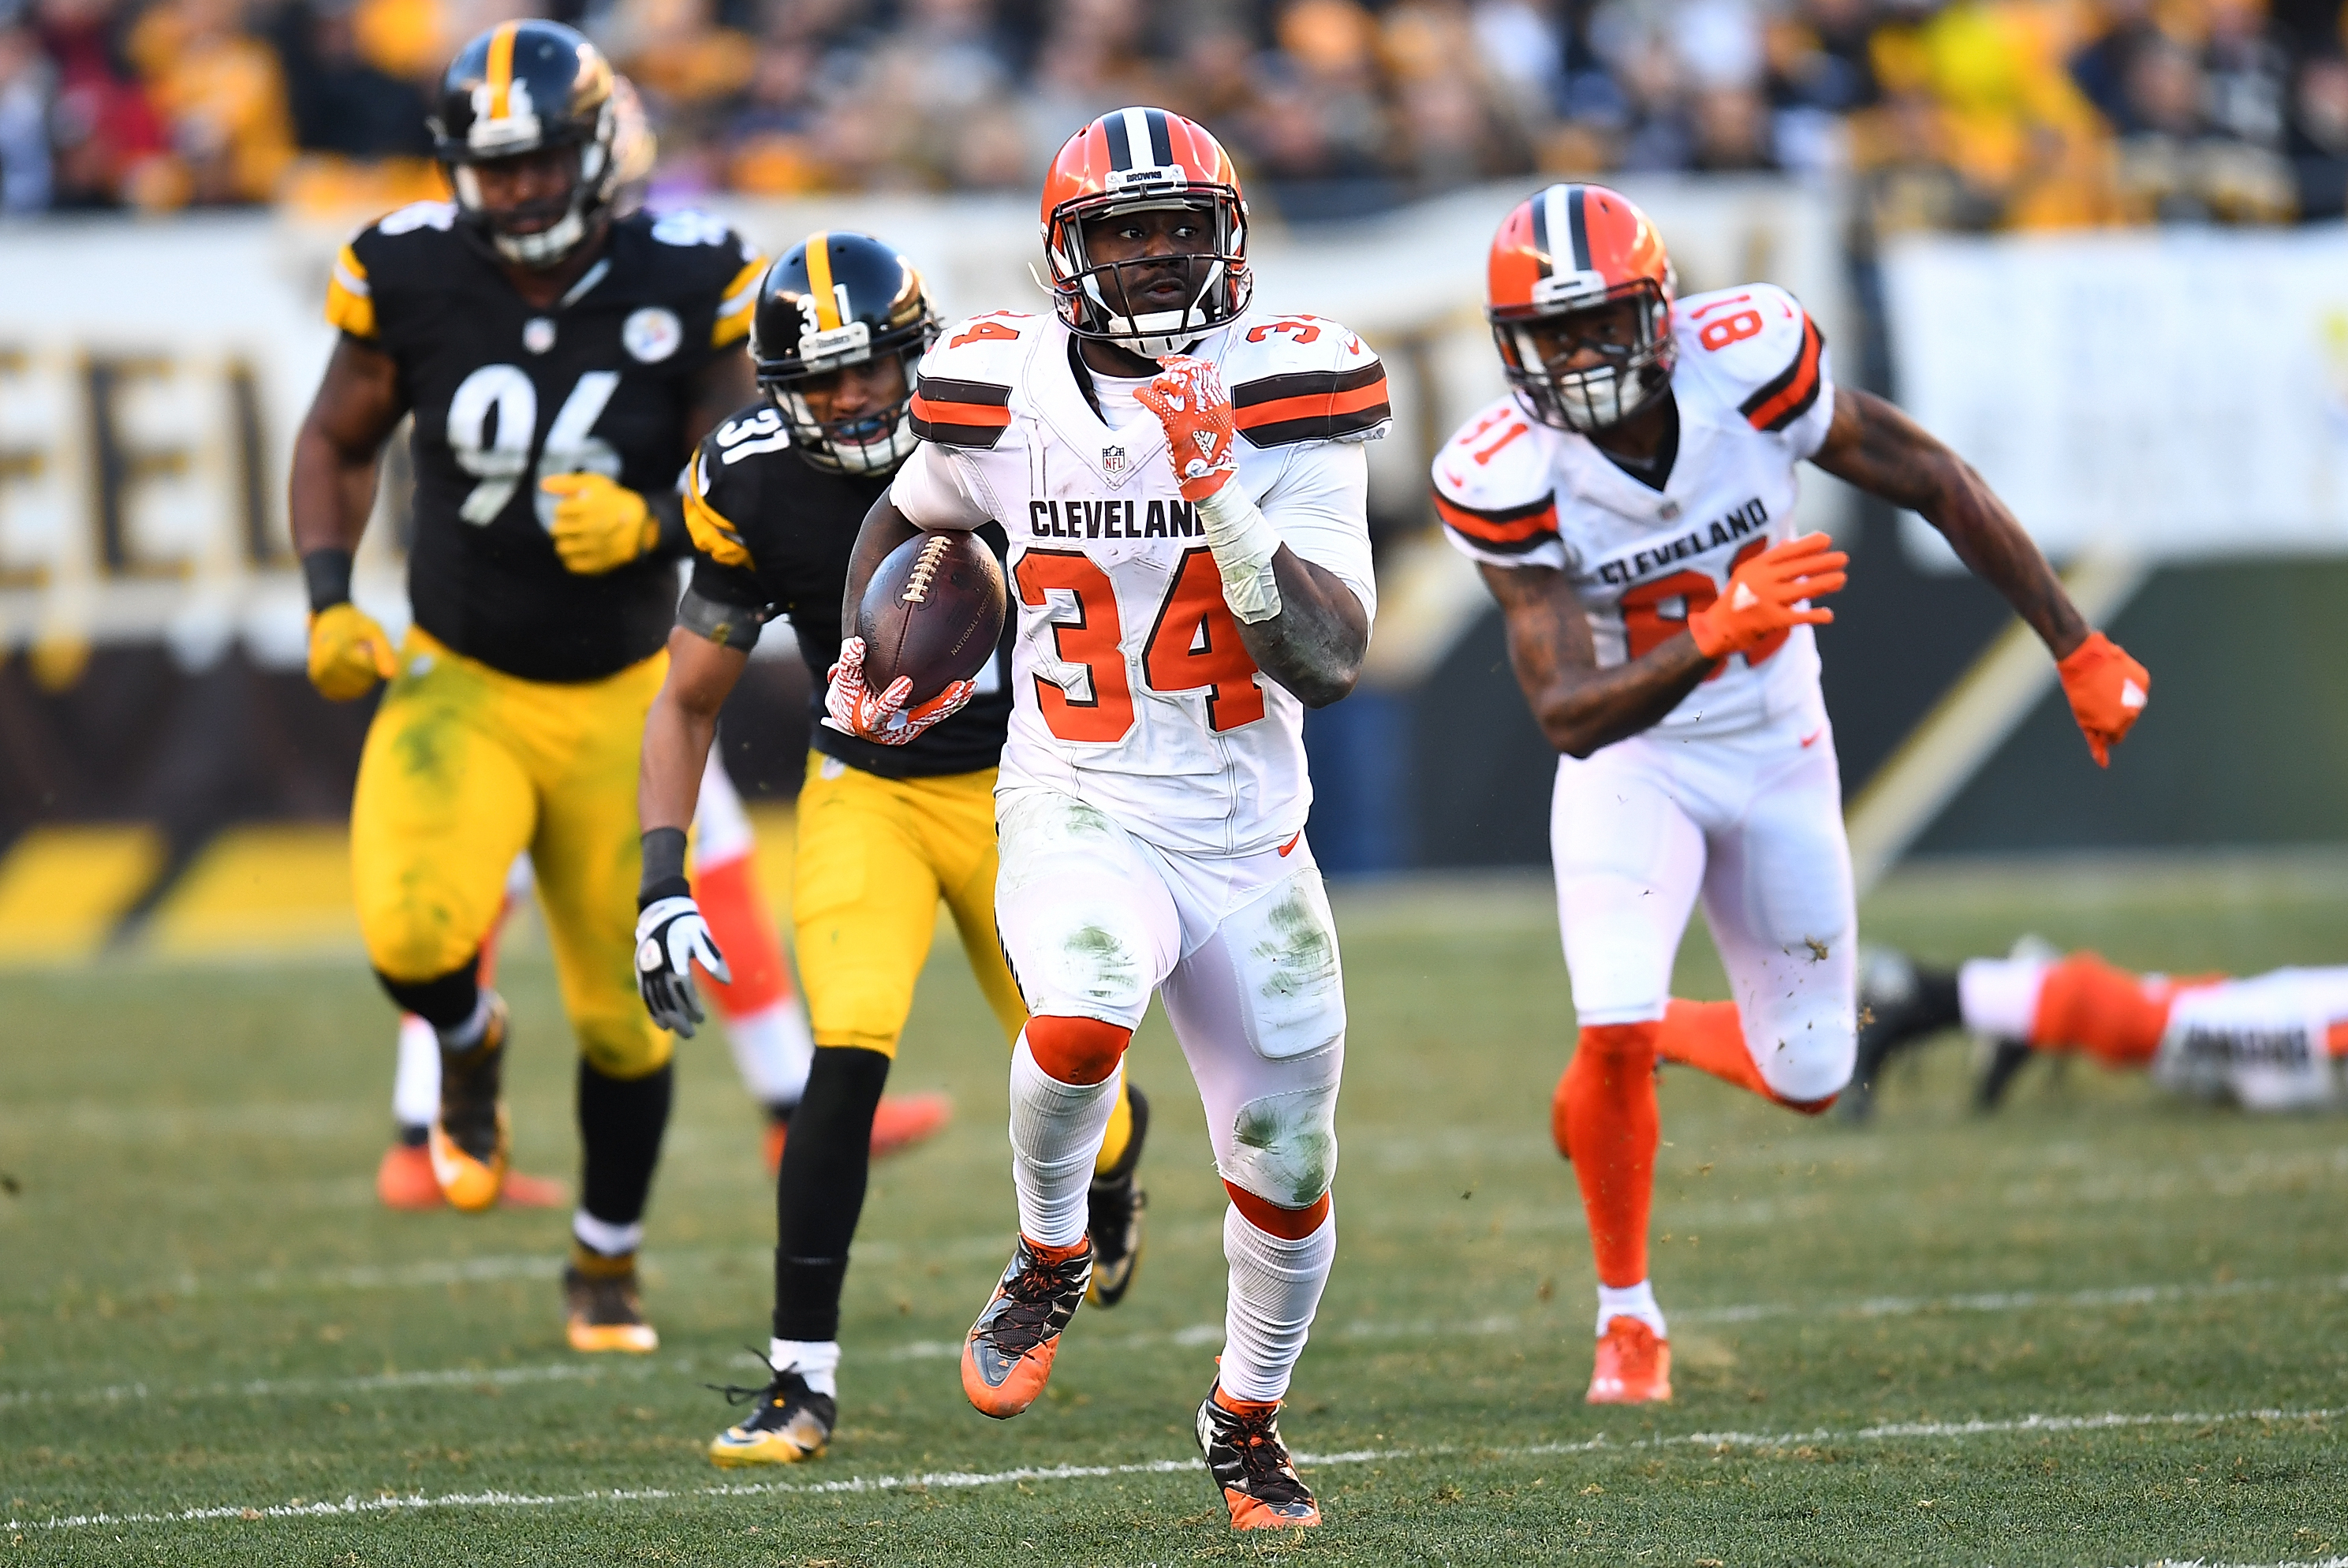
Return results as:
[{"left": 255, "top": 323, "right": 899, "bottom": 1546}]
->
[
  {"left": 1808, "top": 386, "right": 2147, "bottom": 763},
  {"left": 289, "top": 337, "right": 408, "bottom": 700},
  {"left": 1483, "top": 563, "right": 1715, "bottom": 758}
]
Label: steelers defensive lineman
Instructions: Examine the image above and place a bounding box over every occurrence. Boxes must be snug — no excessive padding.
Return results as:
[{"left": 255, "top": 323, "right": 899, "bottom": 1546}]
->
[
  {"left": 286, "top": 20, "right": 763, "bottom": 1352},
  {"left": 629, "top": 232, "right": 1148, "bottom": 1465}
]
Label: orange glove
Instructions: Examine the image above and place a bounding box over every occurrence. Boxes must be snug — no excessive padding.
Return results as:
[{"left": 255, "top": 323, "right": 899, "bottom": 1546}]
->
[
  {"left": 820, "top": 637, "right": 977, "bottom": 746},
  {"left": 1137, "top": 355, "right": 1237, "bottom": 502},
  {"left": 2055, "top": 630, "right": 2148, "bottom": 767},
  {"left": 1686, "top": 532, "right": 1847, "bottom": 660}
]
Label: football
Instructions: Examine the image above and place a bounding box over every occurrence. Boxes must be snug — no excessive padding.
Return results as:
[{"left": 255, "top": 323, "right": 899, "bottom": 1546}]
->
[{"left": 854, "top": 529, "right": 1008, "bottom": 706}]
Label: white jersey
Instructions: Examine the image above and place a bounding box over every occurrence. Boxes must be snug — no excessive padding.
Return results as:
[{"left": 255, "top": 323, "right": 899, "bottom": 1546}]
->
[
  {"left": 890, "top": 309, "right": 1387, "bottom": 857},
  {"left": 2151, "top": 967, "right": 2348, "bottom": 1111},
  {"left": 1435, "top": 283, "right": 1836, "bottom": 737}
]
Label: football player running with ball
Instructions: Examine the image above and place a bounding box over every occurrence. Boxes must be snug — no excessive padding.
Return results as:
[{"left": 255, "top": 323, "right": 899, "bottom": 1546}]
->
[
  {"left": 289, "top": 21, "right": 763, "bottom": 1352},
  {"left": 834, "top": 110, "right": 1388, "bottom": 1530},
  {"left": 630, "top": 232, "right": 1153, "bottom": 1467},
  {"left": 1434, "top": 185, "right": 2152, "bottom": 1405}
]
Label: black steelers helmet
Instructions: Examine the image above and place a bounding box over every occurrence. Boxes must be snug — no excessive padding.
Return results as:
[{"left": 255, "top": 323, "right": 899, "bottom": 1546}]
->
[
  {"left": 430, "top": 21, "right": 619, "bottom": 268},
  {"left": 749, "top": 231, "right": 939, "bottom": 474}
]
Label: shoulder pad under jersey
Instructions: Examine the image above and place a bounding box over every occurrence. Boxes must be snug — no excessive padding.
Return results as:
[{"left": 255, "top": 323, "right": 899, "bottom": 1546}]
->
[
  {"left": 1219, "top": 312, "right": 1391, "bottom": 449},
  {"left": 908, "top": 312, "right": 1040, "bottom": 449},
  {"left": 1431, "top": 395, "right": 1562, "bottom": 563},
  {"left": 625, "top": 210, "right": 766, "bottom": 349},
  {"left": 327, "top": 201, "right": 461, "bottom": 339},
  {"left": 684, "top": 401, "right": 794, "bottom": 569},
  {"left": 1671, "top": 283, "right": 1827, "bottom": 435}
]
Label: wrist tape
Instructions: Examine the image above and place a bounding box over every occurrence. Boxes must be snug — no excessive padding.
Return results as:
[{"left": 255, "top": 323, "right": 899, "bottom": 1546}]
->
[{"left": 1193, "top": 480, "right": 1282, "bottom": 624}]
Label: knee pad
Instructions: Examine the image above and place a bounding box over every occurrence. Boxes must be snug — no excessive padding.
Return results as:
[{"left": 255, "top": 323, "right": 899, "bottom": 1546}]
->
[
  {"left": 1025, "top": 1015, "right": 1131, "bottom": 1086},
  {"left": 1223, "top": 1082, "right": 1338, "bottom": 1211},
  {"left": 577, "top": 1012, "right": 676, "bottom": 1080},
  {"left": 1751, "top": 1017, "right": 1854, "bottom": 1106}
]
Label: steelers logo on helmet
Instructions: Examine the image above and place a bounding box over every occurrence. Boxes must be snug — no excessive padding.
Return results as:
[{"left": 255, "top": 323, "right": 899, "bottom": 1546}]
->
[
  {"left": 430, "top": 20, "right": 622, "bottom": 269},
  {"left": 748, "top": 231, "right": 940, "bottom": 475},
  {"left": 1486, "top": 183, "right": 1678, "bottom": 435},
  {"left": 1043, "top": 106, "right": 1251, "bottom": 360}
]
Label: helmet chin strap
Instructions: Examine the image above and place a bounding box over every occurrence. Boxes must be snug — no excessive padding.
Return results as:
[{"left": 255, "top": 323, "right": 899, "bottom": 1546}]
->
[{"left": 1081, "top": 257, "right": 1226, "bottom": 360}]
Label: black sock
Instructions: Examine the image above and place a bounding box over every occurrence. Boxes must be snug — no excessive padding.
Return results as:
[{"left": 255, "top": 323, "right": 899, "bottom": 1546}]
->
[
  {"left": 376, "top": 961, "right": 480, "bottom": 1032},
  {"left": 1914, "top": 967, "right": 1963, "bottom": 1033},
  {"left": 577, "top": 1059, "right": 674, "bottom": 1238},
  {"left": 774, "top": 1046, "right": 890, "bottom": 1343}
]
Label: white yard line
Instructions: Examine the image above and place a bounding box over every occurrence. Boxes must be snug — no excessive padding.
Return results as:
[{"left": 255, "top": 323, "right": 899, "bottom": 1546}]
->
[{"left": 11, "top": 1403, "right": 2331, "bottom": 1534}]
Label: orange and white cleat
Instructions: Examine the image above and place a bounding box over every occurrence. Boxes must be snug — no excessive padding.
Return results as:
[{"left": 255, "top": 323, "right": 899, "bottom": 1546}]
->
[
  {"left": 960, "top": 1234, "right": 1090, "bottom": 1418},
  {"left": 1586, "top": 1316, "right": 1672, "bottom": 1404},
  {"left": 763, "top": 1092, "right": 954, "bottom": 1176},
  {"left": 376, "top": 1139, "right": 442, "bottom": 1209},
  {"left": 427, "top": 995, "right": 510, "bottom": 1212},
  {"left": 1196, "top": 1386, "right": 1321, "bottom": 1529}
]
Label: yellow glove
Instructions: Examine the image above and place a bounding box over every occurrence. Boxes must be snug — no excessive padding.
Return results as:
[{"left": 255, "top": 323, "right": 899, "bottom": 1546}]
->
[
  {"left": 541, "top": 472, "right": 658, "bottom": 575},
  {"left": 308, "top": 603, "right": 398, "bottom": 700}
]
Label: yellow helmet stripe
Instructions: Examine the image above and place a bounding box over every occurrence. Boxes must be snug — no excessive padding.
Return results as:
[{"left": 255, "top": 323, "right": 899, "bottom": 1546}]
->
[
  {"left": 803, "top": 232, "right": 840, "bottom": 331},
  {"left": 486, "top": 23, "right": 518, "bottom": 121}
]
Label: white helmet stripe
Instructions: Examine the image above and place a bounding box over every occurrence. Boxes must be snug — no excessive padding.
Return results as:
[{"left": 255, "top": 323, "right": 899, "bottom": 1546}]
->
[
  {"left": 1120, "top": 106, "right": 1155, "bottom": 170},
  {"left": 1543, "top": 185, "right": 1573, "bottom": 276}
]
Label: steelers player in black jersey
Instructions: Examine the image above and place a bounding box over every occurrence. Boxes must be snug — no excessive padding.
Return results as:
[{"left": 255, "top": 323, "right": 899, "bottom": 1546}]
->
[
  {"left": 630, "top": 232, "right": 1149, "bottom": 1465},
  {"left": 287, "top": 20, "right": 763, "bottom": 1353}
]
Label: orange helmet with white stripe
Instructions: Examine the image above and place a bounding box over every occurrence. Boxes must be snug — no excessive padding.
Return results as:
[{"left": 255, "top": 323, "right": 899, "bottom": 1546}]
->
[
  {"left": 1041, "top": 106, "right": 1251, "bottom": 358},
  {"left": 431, "top": 21, "right": 620, "bottom": 268},
  {"left": 1486, "top": 183, "right": 1677, "bottom": 433}
]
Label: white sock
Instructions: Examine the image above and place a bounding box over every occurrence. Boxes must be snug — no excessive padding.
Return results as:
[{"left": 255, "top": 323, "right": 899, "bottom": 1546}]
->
[
  {"left": 435, "top": 992, "right": 495, "bottom": 1052},
  {"left": 1958, "top": 957, "right": 2049, "bottom": 1040},
  {"left": 1596, "top": 1280, "right": 1667, "bottom": 1339},
  {"left": 725, "top": 998, "right": 815, "bottom": 1109},
  {"left": 393, "top": 1014, "right": 440, "bottom": 1129},
  {"left": 768, "top": 1337, "right": 840, "bottom": 1398},
  {"left": 1218, "top": 1203, "right": 1335, "bottom": 1404},
  {"left": 572, "top": 1210, "right": 643, "bottom": 1258},
  {"left": 1008, "top": 1037, "right": 1120, "bottom": 1249}
]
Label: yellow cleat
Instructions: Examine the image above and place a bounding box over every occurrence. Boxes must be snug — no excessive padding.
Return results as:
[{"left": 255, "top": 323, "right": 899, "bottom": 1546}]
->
[
  {"left": 565, "top": 1250, "right": 659, "bottom": 1353},
  {"left": 708, "top": 1368, "right": 835, "bottom": 1467},
  {"left": 427, "top": 995, "right": 510, "bottom": 1212}
]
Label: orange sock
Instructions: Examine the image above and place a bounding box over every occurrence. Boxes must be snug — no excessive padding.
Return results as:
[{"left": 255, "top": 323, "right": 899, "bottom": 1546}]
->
[
  {"left": 2029, "top": 954, "right": 2174, "bottom": 1066},
  {"left": 1655, "top": 999, "right": 1837, "bottom": 1113},
  {"left": 1555, "top": 1022, "right": 1660, "bottom": 1288},
  {"left": 694, "top": 854, "right": 793, "bottom": 1017}
]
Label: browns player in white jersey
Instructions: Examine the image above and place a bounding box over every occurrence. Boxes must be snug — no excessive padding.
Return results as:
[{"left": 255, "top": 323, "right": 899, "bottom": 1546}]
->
[
  {"left": 1435, "top": 184, "right": 2153, "bottom": 1405},
  {"left": 831, "top": 107, "right": 1387, "bottom": 1530}
]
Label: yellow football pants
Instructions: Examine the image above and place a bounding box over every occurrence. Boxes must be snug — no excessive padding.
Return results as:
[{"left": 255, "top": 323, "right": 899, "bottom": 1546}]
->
[{"left": 350, "top": 628, "right": 670, "bottom": 1080}]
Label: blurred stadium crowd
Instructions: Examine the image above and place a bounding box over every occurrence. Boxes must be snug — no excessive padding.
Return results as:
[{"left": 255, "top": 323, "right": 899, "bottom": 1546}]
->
[{"left": 5, "top": 0, "right": 2348, "bottom": 229}]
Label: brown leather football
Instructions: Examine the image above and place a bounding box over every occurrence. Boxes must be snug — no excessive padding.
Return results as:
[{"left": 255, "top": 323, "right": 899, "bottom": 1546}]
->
[{"left": 854, "top": 530, "right": 1007, "bottom": 706}]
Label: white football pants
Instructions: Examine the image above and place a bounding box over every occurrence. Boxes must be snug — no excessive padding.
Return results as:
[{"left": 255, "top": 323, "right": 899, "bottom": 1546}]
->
[
  {"left": 1551, "top": 691, "right": 1857, "bottom": 1105},
  {"left": 995, "top": 786, "right": 1345, "bottom": 1401}
]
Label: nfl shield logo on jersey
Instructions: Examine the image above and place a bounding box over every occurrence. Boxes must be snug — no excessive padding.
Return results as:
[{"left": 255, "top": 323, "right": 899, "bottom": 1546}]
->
[{"left": 1102, "top": 444, "right": 1128, "bottom": 477}]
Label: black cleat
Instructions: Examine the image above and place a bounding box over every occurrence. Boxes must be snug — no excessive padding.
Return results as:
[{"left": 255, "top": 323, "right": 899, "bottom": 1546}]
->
[
  {"left": 1973, "top": 1037, "right": 2034, "bottom": 1111},
  {"left": 1196, "top": 1385, "right": 1320, "bottom": 1529},
  {"left": 708, "top": 1357, "right": 836, "bottom": 1466},
  {"left": 1086, "top": 1082, "right": 1149, "bottom": 1308},
  {"left": 961, "top": 1235, "right": 1091, "bottom": 1418},
  {"left": 1844, "top": 949, "right": 1961, "bottom": 1121}
]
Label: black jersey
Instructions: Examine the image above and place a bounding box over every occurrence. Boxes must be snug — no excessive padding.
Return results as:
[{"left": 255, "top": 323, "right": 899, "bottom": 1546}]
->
[
  {"left": 327, "top": 202, "right": 763, "bottom": 683},
  {"left": 679, "top": 403, "right": 1013, "bottom": 781}
]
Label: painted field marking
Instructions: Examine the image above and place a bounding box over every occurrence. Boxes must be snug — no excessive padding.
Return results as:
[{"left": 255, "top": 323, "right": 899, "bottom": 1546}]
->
[
  {"left": 13, "top": 1271, "right": 2345, "bottom": 1411},
  {"left": 11, "top": 1403, "right": 2332, "bottom": 1534}
]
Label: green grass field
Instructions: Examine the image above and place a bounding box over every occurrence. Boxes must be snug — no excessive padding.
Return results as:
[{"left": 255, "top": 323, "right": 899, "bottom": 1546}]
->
[{"left": 6, "top": 854, "right": 2347, "bottom": 1566}]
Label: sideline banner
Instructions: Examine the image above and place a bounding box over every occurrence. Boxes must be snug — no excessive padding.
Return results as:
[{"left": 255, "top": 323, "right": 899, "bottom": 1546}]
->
[
  {"left": 0, "top": 181, "right": 1844, "bottom": 670},
  {"left": 1883, "top": 223, "right": 2348, "bottom": 569}
]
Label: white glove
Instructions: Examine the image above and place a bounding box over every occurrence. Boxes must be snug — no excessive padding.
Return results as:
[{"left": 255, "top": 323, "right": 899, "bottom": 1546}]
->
[{"left": 635, "top": 895, "right": 730, "bottom": 1036}]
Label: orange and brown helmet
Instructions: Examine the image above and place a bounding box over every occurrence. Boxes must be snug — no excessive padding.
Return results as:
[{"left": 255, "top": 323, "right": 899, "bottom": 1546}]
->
[
  {"left": 1486, "top": 183, "right": 1678, "bottom": 433},
  {"left": 1041, "top": 107, "right": 1251, "bottom": 357}
]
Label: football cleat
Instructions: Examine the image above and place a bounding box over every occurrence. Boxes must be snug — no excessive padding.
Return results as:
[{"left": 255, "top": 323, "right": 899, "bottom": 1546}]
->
[
  {"left": 763, "top": 1092, "right": 954, "bottom": 1175},
  {"left": 1586, "top": 1316, "right": 1672, "bottom": 1404},
  {"left": 1973, "top": 1036, "right": 2034, "bottom": 1111},
  {"left": 565, "top": 1251, "right": 659, "bottom": 1353},
  {"left": 376, "top": 1135, "right": 441, "bottom": 1209},
  {"left": 961, "top": 1234, "right": 1090, "bottom": 1419},
  {"left": 1085, "top": 1082, "right": 1149, "bottom": 1308},
  {"left": 427, "top": 994, "right": 510, "bottom": 1212},
  {"left": 1846, "top": 946, "right": 1961, "bottom": 1121},
  {"left": 1196, "top": 1386, "right": 1321, "bottom": 1529},
  {"left": 708, "top": 1360, "right": 836, "bottom": 1467}
]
